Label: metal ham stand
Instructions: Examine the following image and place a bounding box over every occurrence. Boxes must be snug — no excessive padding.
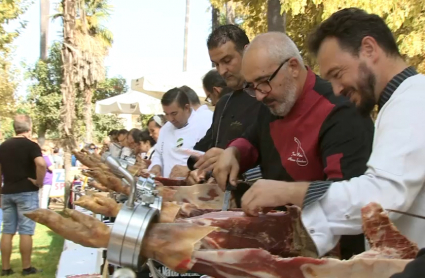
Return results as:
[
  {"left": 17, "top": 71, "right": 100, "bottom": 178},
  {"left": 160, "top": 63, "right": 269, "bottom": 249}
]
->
[{"left": 101, "top": 154, "right": 166, "bottom": 278}]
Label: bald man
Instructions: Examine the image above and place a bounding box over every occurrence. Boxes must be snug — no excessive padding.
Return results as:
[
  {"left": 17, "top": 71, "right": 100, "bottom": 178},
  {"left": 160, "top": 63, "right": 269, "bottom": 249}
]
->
[{"left": 212, "top": 32, "right": 375, "bottom": 259}]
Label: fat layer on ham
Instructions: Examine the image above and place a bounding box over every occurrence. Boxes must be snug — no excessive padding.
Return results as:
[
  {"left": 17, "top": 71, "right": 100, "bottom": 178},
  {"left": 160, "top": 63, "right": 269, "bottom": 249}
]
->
[{"left": 190, "top": 249, "right": 410, "bottom": 278}]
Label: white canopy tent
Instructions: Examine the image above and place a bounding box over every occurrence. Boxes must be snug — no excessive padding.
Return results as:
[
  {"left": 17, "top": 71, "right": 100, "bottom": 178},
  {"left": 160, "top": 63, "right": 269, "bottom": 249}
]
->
[
  {"left": 131, "top": 71, "right": 209, "bottom": 101},
  {"left": 95, "top": 90, "right": 163, "bottom": 115}
]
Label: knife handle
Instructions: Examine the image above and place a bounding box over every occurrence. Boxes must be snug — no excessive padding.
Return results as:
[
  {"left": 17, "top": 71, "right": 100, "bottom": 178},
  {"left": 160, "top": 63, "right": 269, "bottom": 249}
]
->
[{"left": 225, "top": 180, "right": 234, "bottom": 191}]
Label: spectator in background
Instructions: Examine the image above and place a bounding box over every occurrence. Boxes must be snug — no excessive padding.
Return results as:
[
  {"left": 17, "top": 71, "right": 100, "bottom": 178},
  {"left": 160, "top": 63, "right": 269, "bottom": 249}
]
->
[
  {"left": 108, "top": 129, "right": 123, "bottom": 158},
  {"left": 108, "top": 130, "right": 119, "bottom": 142},
  {"left": 126, "top": 128, "right": 142, "bottom": 152},
  {"left": 179, "top": 85, "right": 213, "bottom": 128},
  {"left": 202, "top": 69, "right": 233, "bottom": 106},
  {"left": 100, "top": 136, "right": 110, "bottom": 155},
  {"left": 52, "top": 148, "right": 63, "bottom": 169},
  {"left": 146, "top": 115, "right": 166, "bottom": 143},
  {"left": 0, "top": 115, "right": 45, "bottom": 275},
  {"left": 39, "top": 146, "right": 53, "bottom": 209},
  {"left": 117, "top": 129, "right": 133, "bottom": 159},
  {"left": 137, "top": 130, "right": 156, "bottom": 160}
]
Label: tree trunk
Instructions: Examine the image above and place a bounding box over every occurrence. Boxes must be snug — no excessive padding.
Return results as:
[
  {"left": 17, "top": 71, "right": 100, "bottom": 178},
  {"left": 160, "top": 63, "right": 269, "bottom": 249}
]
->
[
  {"left": 61, "top": 0, "right": 77, "bottom": 209},
  {"left": 40, "top": 0, "right": 50, "bottom": 60},
  {"left": 225, "top": 1, "right": 235, "bottom": 24},
  {"left": 212, "top": 6, "right": 220, "bottom": 31},
  {"left": 267, "top": 0, "right": 286, "bottom": 32},
  {"left": 211, "top": 5, "right": 220, "bottom": 67},
  {"left": 84, "top": 86, "right": 93, "bottom": 143},
  {"left": 183, "top": 0, "right": 190, "bottom": 71}
]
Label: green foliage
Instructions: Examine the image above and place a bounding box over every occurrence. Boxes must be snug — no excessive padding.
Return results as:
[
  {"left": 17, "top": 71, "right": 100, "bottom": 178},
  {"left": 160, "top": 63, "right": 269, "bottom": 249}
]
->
[
  {"left": 209, "top": 0, "right": 425, "bottom": 73},
  {"left": 23, "top": 41, "right": 126, "bottom": 143},
  {"left": 92, "top": 76, "right": 128, "bottom": 103}
]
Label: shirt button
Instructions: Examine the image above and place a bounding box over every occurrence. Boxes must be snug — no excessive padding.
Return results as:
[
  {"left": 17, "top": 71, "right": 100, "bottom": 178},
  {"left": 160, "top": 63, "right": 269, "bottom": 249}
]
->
[
  {"left": 309, "top": 229, "right": 315, "bottom": 234},
  {"left": 345, "top": 214, "right": 350, "bottom": 219}
]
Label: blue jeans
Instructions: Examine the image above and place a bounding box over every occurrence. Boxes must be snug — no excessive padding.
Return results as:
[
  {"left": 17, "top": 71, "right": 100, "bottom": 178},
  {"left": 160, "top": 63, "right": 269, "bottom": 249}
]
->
[{"left": 2, "top": 191, "right": 39, "bottom": 235}]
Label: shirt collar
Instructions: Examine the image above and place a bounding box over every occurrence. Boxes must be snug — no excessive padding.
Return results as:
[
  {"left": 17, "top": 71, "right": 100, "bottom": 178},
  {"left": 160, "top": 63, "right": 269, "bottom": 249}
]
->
[{"left": 378, "top": 66, "right": 418, "bottom": 110}]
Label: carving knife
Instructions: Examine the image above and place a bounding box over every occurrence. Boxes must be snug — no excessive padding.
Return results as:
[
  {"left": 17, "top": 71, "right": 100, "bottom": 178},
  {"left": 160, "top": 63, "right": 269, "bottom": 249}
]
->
[
  {"left": 222, "top": 181, "right": 233, "bottom": 211},
  {"left": 385, "top": 209, "right": 425, "bottom": 220}
]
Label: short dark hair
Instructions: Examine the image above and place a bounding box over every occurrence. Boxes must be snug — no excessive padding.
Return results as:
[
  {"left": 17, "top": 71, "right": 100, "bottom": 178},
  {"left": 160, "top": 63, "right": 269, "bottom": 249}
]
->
[
  {"left": 129, "top": 128, "right": 143, "bottom": 144},
  {"left": 308, "top": 8, "right": 400, "bottom": 57},
  {"left": 179, "top": 85, "right": 200, "bottom": 106},
  {"left": 202, "top": 69, "right": 227, "bottom": 94},
  {"left": 147, "top": 115, "right": 166, "bottom": 128},
  {"left": 13, "top": 114, "right": 32, "bottom": 135},
  {"left": 161, "top": 88, "right": 190, "bottom": 109},
  {"left": 53, "top": 147, "right": 59, "bottom": 154},
  {"left": 108, "top": 130, "right": 118, "bottom": 136},
  {"left": 207, "top": 24, "right": 249, "bottom": 53},
  {"left": 117, "top": 129, "right": 128, "bottom": 136},
  {"left": 138, "top": 129, "right": 156, "bottom": 146}
]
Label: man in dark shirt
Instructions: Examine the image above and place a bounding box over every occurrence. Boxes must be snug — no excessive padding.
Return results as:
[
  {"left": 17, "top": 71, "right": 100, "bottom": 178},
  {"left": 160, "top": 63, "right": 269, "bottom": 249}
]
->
[
  {"left": 186, "top": 25, "right": 263, "bottom": 184},
  {"left": 212, "top": 32, "right": 375, "bottom": 259},
  {"left": 0, "top": 115, "right": 46, "bottom": 276}
]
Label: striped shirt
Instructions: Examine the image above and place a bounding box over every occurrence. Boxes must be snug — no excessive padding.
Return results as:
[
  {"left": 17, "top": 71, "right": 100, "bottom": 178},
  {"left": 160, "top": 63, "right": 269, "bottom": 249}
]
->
[{"left": 303, "top": 66, "right": 419, "bottom": 208}]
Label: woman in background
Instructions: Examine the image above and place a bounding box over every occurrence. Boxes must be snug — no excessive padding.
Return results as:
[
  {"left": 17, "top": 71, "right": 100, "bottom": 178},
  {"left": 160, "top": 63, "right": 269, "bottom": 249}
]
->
[
  {"left": 137, "top": 130, "right": 156, "bottom": 160},
  {"left": 40, "top": 146, "right": 53, "bottom": 209},
  {"left": 146, "top": 115, "right": 166, "bottom": 142}
]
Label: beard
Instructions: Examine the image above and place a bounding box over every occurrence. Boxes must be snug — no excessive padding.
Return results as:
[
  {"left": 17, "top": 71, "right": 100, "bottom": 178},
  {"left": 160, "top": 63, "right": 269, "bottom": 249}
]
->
[
  {"left": 263, "top": 76, "right": 298, "bottom": 117},
  {"left": 341, "top": 62, "right": 377, "bottom": 117}
]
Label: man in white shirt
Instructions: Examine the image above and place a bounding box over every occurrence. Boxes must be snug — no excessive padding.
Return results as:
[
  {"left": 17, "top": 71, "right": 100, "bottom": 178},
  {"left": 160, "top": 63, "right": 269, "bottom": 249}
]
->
[
  {"left": 179, "top": 85, "right": 213, "bottom": 128},
  {"left": 224, "top": 8, "right": 425, "bottom": 256},
  {"left": 148, "top": 88, "right": 210, "bottom": 178}
]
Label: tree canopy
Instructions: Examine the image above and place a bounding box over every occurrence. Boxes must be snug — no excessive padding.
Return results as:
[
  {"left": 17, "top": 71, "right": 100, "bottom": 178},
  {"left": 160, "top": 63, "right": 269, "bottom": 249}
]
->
[{"left": 209, "top": 0, "right": 425, "bottom": 73}]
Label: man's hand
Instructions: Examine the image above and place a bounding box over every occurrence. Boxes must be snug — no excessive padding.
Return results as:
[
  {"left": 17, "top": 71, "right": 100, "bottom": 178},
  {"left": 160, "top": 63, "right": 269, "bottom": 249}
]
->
[
  {"left": 28, "top": 178, "right": 41, "bottom": 188},
  {"left": 194, "top": 148, "right": 224, "bottom": 172},
  {"left": 169, "top": 165, "right": 190, "bottom": 179},
  {"left": 187, "top": 169, "right": 207, "bottom": 185},
  {"left": 212, "top": 147, "right": 240, "bottom": 191},
  {"left": 241, "top": 180, "right": 310, "bottom": 216},
  {"left": 149, "top": 165, "right": 162, "bottom": 177}
]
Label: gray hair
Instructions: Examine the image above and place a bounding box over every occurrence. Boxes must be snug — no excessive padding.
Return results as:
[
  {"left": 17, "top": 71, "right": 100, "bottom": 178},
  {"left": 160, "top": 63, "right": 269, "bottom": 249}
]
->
[
  {"left": 13, "top": 114, "right": 32, "bottom": 135},
  {"left": 245, "top": 32, "right": 304, "bottom": 67}
]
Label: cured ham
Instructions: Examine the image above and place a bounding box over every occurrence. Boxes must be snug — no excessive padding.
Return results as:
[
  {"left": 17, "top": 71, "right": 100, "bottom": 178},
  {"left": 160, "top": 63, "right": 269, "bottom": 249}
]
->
[
  {"left": 26, "top": 202, "right": 416, "bottom": 278},
  {"left": 74, "top": 194, "right": 182, "bottom": 223},
  {"left": 177, "top": 208, "right": 317, "bottom": 258},
  {"left": 25, "top": 209, "right": 110, "bottom": 248},
  {"left": 158, "top": 184, "right": 235, "bottom": 209}
]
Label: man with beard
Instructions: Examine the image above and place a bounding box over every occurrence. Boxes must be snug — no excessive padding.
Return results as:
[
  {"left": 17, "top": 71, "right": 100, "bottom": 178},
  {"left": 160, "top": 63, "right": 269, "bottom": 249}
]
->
[
  {"left": 186, "top": 25, "right": 263, "bottom": 184},
  {"left": 234, "top": 8, "right": 425, "bottom": 259},
  {"left": 212, "top": 31, "right": 375, "bottom": 259}
]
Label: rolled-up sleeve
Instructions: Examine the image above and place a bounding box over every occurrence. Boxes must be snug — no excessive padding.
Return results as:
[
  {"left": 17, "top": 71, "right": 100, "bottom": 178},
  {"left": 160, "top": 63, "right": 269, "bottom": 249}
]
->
[{"left": 301, "top": 92, "right": 425, "bottom": 256}]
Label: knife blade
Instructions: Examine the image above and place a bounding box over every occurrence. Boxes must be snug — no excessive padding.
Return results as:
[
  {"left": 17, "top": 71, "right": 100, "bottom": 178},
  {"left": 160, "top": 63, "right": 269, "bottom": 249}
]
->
[
  {"left": 386, "top": 209, "right": 425, "bottom": 220},
  {"left": 222, "top": 181, "right": 233, "bottom": 211}
]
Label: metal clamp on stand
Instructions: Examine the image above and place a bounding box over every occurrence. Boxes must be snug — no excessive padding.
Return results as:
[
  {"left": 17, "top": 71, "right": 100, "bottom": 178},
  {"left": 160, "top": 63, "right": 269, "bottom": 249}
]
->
[
  {"left": 103, "top": 154, "right": 164, "bottom": 276},
  {"left": 136, "top": 174, "right": 162, "bottom": 211}
]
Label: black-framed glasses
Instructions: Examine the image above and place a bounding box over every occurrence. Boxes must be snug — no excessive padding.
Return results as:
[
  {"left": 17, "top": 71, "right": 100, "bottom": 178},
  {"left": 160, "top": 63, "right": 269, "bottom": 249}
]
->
[
  {"left": 243, "top": 58, "right": 291, "bottom": 97},
  {"left": 205, "top": 94, "right": 211, "bottom": 104}
]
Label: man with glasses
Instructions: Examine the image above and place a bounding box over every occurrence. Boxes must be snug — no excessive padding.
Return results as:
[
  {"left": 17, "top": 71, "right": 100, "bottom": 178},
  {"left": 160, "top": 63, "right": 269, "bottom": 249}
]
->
[{"left": 212, "top": 32, "right": 375, "bottom": 259}]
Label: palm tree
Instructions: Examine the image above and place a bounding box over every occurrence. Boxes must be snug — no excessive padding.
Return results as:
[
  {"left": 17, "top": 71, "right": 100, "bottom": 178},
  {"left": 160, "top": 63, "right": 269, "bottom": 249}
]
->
[
  {"left": 75, "top": 0, "right": 113, "bottom": 144},
  {"left": 183, "top": 0, "right": 190, "bottom": 71},
  {"left": 40, "top": 0, "right": 50, "bottom": 61},
  {"left": 61, "top": 0, "right": 78, "bottom": 208}
]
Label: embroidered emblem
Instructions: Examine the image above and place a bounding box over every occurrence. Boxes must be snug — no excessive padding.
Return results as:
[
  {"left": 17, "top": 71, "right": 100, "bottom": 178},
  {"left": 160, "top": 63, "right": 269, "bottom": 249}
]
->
[{"left": 287, "top": 137, "right": 308, "bottom": 166}]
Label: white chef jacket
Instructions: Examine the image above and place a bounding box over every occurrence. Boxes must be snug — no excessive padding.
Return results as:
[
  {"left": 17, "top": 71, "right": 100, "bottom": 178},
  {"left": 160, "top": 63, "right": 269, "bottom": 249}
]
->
[
  {"left": 148, "top": 109, "right": 210, "bottom": 178},
  {"left": 302, "top": 73, "right": 425, "bottom": 256},
  {"left": 196, "top": 104, "right": 213, "bottom": 127}
]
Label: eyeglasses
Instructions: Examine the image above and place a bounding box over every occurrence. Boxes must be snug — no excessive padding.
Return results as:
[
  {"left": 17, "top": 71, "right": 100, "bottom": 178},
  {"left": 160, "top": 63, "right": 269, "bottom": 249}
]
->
[
  {"left": 205, "top": 94, "right": 211, "bottom": 104},
  {"left": 243, "top": 58, "right": 291, "bottom": 97}
]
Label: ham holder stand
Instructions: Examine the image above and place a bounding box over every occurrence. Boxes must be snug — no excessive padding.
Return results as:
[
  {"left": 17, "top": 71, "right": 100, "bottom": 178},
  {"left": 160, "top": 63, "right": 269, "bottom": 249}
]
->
[{"left": 101, "top": 153, "right": 165, "bottom": 278}]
